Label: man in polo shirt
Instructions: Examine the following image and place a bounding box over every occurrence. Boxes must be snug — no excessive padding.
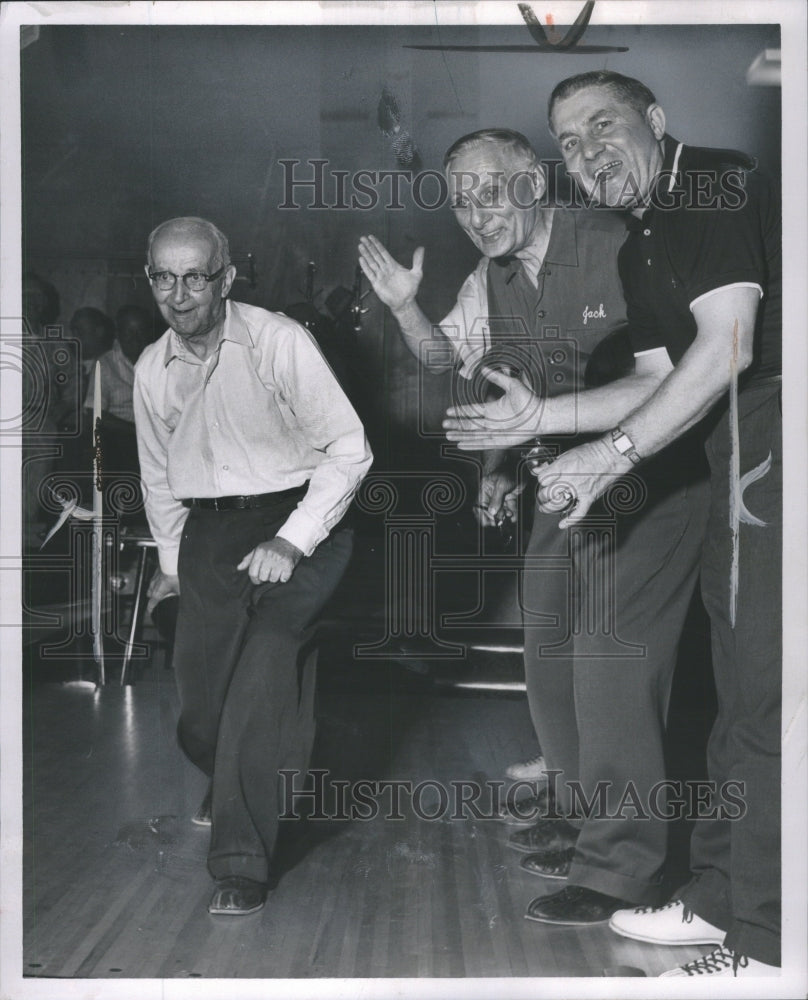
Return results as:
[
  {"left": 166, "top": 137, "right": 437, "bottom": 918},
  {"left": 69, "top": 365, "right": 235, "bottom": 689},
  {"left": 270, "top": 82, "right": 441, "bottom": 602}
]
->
[
  {"left": 545, "top": 70, "right": 782, "bottom": 978},
  {"left": 360, "top": 129, "right": 708, "bottom": 923},
  {"left": 134, "top": 216, "right": 372, "bottom": 916},
  {"left": 446, "top": 75, "right": 781, "bottom": 976}
]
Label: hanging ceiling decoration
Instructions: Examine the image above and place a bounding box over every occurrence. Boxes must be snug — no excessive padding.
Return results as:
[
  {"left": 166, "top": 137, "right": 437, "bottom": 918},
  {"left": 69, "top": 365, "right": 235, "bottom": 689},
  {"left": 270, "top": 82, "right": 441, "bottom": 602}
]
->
[
  {"left": 377, "top": 88, "right": 423, "bottom": 173},
  {"left": 405, "top": 2, "right": 628, "bottom": 55}
]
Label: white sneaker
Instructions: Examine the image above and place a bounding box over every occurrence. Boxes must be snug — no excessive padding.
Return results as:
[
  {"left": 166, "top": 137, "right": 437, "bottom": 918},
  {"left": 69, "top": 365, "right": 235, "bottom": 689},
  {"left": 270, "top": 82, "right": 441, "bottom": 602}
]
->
[
  {"left": 609, "top": 898, "right": 725, "bottom": 945},
  {"left": 661, "top": 946, "right": 780, "bottom": 977},
  {"left": 505, "top": 755, "right": 547, "bottom": 782}
]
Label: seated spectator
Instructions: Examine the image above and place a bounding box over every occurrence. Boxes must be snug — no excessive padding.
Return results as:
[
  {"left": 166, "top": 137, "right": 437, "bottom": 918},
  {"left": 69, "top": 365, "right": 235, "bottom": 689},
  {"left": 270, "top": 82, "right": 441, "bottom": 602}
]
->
[
  {"left": 82, "top": 305, "right": 155, "bottom": 521},
  {"left": 83, "top": 305, "right": 153, "bottom": 427},
  {"left": 47, "top": 307, "right": 115, "bottom": 433}
]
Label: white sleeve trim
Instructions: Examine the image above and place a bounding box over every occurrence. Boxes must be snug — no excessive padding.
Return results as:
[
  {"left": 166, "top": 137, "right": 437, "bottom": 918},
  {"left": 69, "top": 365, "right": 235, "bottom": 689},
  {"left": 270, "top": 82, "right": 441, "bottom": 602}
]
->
[
  {"left": 633, "top": 346, "right": 674, "bottom": 376},
  {"left": 689, "top": 282, "right": 763, "bottom": 312},
  {"left": 633, "top": 347, "right": 670, "bottom": 358}
]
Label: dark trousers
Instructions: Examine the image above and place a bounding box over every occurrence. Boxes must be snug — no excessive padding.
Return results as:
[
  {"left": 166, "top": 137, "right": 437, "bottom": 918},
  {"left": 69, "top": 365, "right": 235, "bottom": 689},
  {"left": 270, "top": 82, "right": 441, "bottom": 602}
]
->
[
  {"left": 680, "top": 383, "right": 782, "bottom": 966},
  {"left": 174, "top": 499, "right": 353, "bottom": 884},
  {"left": 522, "top": 467, "right": 708, "bottom": 903}
]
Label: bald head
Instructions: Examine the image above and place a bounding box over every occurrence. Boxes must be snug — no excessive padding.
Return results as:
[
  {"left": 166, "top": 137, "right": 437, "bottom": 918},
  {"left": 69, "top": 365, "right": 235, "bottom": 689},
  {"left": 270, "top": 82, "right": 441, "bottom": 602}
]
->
[
  {"left": 145, "top": 216, "right": 237, "bottom": 353},
  {"left": 146, "top": 217, "right": 231, "bottom": 270}
]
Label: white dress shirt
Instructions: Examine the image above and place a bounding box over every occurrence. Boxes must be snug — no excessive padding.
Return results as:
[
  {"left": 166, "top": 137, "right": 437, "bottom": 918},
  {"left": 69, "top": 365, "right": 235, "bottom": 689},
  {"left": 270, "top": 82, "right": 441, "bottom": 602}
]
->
[{"left": 133, "top": 300, "right": 372, "bottom": 575}]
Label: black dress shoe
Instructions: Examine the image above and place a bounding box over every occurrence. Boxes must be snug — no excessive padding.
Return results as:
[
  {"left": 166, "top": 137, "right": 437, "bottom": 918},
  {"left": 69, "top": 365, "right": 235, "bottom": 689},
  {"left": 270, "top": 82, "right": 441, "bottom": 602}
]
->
[
  {"left": 507, "top": 817, "right": 578, "bottom": 854},
  {"left": 498, "top": 785, "right": 555, "bottom": 827},
  {"left": 519, "top": 847, "right": 575, "bottom": 880},
  {"left": 208, "top": 876, "right": 267, "bottom": 916},
  {"left": 525, "top": 886, "right": 629, "bottom": 926}
]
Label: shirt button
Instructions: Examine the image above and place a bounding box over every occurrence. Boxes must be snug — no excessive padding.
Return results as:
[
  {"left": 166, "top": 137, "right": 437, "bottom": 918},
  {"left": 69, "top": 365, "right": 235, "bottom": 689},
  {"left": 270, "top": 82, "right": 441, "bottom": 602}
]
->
[
  {"left": 537, "top": 310, "right": 546, "bottom": 318},
  {"left": 222, "top": 465, "right": 229, "bottom": 471},
  {"left": 647, "top": 258, "right": 652, "bottom": 266},
  {"left": 643, "top": 228, "right": 651, "bottom": 236}
]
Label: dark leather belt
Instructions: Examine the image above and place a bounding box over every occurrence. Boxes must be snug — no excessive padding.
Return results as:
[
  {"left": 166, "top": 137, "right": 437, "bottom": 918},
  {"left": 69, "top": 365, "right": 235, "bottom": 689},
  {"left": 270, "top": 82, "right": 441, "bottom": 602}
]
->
[{"left": 182, "top": 486, "right": 305, "bottom": 511}]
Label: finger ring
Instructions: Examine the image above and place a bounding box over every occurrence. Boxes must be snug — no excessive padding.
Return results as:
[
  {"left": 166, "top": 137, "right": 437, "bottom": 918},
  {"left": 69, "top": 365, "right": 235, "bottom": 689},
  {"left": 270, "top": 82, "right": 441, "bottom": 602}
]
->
[{"left": 558, "top": 487, "right": 577, "bottom": 513}]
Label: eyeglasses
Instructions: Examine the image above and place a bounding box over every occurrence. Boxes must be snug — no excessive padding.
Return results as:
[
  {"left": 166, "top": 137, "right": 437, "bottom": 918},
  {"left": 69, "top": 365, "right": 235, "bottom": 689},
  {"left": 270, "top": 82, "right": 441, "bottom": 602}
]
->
[{"left": 147, "top": 266, "right": 226, "bottom": 292}]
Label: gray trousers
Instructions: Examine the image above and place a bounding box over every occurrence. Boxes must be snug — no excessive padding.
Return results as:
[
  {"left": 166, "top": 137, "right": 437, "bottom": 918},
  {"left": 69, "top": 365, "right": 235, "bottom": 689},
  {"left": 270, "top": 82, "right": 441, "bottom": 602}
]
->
[
  {"left": 522, "top": 463, "right": 709, "bottom": 904},
  {"left": 680, "top": 383, "right": 781, "bottom": 966}
]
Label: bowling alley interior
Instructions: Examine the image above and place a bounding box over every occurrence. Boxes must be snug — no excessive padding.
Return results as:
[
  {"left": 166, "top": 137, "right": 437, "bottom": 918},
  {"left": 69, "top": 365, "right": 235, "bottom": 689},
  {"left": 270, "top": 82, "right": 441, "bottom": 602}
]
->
[{"left": 8, "top": 9, "right": 790, "bottom": 989}]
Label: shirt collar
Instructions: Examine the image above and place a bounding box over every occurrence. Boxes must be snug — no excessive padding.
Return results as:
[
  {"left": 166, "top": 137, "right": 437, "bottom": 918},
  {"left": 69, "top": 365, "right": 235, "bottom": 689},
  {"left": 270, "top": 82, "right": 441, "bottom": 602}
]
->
[
  {"left": 490, "top": 209, "right": 579, "bottom": 282},
  {"left": 162, "top": 300, "right": 250, "bottom": 367},
  {"left": 623, "top": 134, "right": 684, "bottom": 230},
  {"left": 647, "top": 134, "right": 685, "bottom": 209}
]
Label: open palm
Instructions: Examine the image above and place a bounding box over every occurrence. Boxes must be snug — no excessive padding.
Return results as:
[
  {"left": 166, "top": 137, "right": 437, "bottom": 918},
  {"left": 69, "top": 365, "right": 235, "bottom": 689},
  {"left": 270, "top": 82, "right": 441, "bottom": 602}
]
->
[
  {"left": 443, "top": 366, "right": 544, "bottom": 450},
  {"left": 358, "top": 235, "right": 424, "bottom": 311}
]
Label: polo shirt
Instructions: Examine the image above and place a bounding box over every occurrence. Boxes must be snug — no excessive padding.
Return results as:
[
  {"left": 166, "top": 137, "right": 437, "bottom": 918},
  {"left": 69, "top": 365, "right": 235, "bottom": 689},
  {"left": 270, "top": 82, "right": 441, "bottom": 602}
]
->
[
  {"left": 438, "top": 208, "right": 628, "bottom": 400},
  {"left": 619, "top": 136, "right": 781, "bottom": 385}
]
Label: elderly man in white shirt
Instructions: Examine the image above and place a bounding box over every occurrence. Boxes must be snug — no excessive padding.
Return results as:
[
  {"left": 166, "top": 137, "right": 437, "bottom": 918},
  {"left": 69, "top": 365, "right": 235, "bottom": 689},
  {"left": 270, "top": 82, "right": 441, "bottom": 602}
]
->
[{"left": 134, "top": 216, "right": 372, "bottom": 917}]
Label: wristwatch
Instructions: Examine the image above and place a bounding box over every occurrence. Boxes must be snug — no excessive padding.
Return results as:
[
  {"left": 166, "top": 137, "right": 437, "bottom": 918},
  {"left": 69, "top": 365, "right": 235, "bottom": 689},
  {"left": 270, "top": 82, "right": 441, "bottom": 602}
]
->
[{"left": 609, "top": 426, "right": 642, "bottom": 465}]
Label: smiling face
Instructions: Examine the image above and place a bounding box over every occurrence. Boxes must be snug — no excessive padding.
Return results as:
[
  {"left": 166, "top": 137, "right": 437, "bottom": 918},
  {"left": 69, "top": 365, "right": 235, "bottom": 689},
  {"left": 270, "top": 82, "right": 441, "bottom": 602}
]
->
[
  {"left": 147, "top": 224, "right": 236, "bottom": 349},
  {"left": 550, "top": 84, "right": 666, "bottom": 210},
  {"left": 446, "top": 144, "right": 545, "bottom": 259}
]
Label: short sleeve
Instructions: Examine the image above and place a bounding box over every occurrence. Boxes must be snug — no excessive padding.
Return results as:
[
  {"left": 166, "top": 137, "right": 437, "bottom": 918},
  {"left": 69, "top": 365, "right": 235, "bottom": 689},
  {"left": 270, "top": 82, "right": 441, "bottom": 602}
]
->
[
  {"left": 668, "top": 171, "right": 773, "bottom": 308},
  {"left": 438, "top": 259, "right": 490, "bottom": 379}
]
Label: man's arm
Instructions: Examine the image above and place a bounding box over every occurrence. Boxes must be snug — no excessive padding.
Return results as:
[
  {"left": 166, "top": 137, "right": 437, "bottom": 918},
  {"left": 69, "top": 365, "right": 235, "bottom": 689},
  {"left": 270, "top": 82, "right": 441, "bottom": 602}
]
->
[
  {"left": 358, "top": 235, "right": 455, "bottom": 372},
  {"left": 132, "top": 367, "right": 189, "bottom": 578},
  {"left": 442, "top": 349, "right": 669, "bottom": 450},
  {"left": 534, "top": 286, "right": 760, "bottom": 527},
  {"left": 238, "top": 324, "right": 373, "bottom": 583}
]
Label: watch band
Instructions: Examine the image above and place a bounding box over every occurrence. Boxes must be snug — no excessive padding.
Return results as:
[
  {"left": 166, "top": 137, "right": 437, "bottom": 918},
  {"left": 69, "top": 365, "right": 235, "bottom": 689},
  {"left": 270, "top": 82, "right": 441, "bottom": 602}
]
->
[{"left": 610, "top": 426, "right": 642, "bottom": 465}]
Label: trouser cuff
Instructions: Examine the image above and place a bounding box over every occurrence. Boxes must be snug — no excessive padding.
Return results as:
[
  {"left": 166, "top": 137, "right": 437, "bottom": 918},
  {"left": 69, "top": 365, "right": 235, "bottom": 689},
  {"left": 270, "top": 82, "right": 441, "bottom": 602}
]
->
[
  {"left": 208, "top": 852, "right": 268, "bottom": 885},
  {"left": 724, "top": 922, "right": 781, "bottom": 968},
  {"left": 678, "top": 874, "right": 731, "bottom": 934},
  {"left": 567, "top": 862, "right": 664, "bottom": 906}
]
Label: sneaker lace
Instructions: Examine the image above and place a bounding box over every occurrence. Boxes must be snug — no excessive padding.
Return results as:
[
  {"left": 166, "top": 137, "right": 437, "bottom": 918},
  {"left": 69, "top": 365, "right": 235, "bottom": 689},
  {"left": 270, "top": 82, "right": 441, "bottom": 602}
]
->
[
  {"left": 732, "top": 953, "right": 750, "bottom": 974},
  {"left": 633, "top": 899, "right": 680, "bottom": 915},
  {"left": 680, "top": 947, "right": 736, "bottom": 976}
]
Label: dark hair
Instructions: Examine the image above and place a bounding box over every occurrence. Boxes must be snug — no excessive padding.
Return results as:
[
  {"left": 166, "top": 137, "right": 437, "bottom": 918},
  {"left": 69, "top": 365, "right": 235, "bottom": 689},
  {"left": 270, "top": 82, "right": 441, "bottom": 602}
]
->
[
  {"left": 115, "top": 304, "right": 156, "bottom": 345},
  {"left": 71, "top": 307, "right": 115, "bottom": 351},
  {"left": 443, "top": 128, "right": 539, "bottom": 170},
  {"left": 115, "top": 304, "right": 152, "bottom": 328},
  {"left": 22, "top": 270, "right": 61, "bottom": 325},
  {"left": 548, "top": 71, "right": 657, "bottom": 132}
]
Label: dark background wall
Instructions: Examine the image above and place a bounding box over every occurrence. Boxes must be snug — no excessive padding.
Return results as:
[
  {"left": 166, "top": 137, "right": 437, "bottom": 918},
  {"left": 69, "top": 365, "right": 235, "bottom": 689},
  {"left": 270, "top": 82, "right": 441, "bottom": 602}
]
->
[{"left": 21, "top": 21, "right": 781, "bottom": 465}]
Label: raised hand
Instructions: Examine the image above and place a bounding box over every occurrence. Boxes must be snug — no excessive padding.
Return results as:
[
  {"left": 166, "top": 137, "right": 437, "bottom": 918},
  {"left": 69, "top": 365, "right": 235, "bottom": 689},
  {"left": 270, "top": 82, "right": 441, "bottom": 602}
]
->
[
  {"left": 443, "top": 366, "right": 544, "bottom": 450},
  {"left": 358, "top": 235, "right": 424, "bottom": 313}
]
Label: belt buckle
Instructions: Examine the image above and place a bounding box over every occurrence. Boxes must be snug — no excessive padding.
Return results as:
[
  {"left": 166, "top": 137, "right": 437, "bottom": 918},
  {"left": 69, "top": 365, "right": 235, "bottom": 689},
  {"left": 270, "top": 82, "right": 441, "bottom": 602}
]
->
[{"left": 212, "top": 497, "right": 220, "bottom": 511}]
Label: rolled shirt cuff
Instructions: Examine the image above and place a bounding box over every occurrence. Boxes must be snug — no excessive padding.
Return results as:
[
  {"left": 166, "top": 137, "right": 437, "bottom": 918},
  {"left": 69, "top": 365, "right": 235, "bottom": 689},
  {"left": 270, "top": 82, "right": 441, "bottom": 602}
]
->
[{"left": 274, "top": 506, "right": 327, "bottom": 558}]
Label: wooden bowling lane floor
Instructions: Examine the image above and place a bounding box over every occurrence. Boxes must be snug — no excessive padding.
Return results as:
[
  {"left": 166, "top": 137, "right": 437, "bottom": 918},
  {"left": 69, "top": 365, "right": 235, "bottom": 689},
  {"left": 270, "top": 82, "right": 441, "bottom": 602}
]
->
[{"left": 21, "top": 660, "right": 709, "bottom": 983}]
